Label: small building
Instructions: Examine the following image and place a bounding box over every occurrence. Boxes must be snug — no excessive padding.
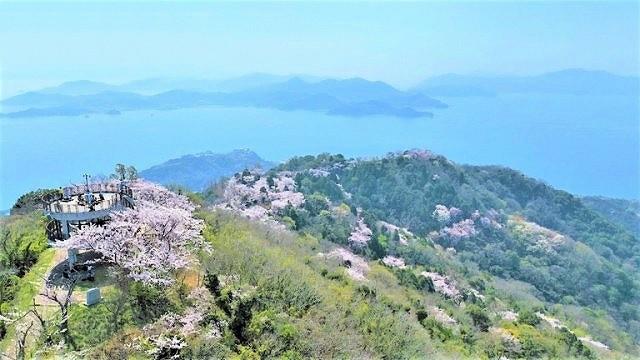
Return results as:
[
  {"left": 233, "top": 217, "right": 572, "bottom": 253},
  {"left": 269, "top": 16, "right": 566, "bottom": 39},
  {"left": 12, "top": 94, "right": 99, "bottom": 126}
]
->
[{"left": 44, "top": 175, "right": 134, "bottom": 241}]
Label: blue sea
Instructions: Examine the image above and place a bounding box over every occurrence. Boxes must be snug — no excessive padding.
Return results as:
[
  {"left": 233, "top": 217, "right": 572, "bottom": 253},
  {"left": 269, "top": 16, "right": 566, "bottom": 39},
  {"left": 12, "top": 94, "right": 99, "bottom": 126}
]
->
[{"left": 1, "top": 94, "right": 638, "bottom": 209}]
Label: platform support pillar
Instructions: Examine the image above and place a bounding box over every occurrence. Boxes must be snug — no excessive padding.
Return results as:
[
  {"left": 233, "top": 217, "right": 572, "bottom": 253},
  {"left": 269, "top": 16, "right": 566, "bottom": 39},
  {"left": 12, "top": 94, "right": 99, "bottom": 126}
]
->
[{"left": 61, "top": 220, "right": 70, "bottom": 239}]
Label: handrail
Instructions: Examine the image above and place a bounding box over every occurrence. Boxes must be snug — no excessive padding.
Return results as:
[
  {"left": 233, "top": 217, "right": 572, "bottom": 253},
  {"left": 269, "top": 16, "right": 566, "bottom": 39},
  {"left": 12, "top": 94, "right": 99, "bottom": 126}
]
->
[
  {"left": 61, "top": 183, "right": 132, "bottom": 198},
  {"left": 46, "top": 194, "right": 132, "bottom": 214}
]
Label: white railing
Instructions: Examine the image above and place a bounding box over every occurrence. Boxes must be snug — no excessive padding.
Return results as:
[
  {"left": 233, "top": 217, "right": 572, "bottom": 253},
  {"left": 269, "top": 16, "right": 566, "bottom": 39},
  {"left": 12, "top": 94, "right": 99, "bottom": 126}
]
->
[
  {"left": 63, "top": 183, "right": 122, "bottom": 197},
  {"left": 50, "top": 198, "right": 121, "bottom": 213}
]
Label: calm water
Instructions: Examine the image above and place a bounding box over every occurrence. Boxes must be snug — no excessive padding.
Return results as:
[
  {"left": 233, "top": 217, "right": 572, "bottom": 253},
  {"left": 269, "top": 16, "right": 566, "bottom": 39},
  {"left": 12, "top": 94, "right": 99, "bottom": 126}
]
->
[{"left": 1, "top": 94, "right": 638, "bottom": 209}]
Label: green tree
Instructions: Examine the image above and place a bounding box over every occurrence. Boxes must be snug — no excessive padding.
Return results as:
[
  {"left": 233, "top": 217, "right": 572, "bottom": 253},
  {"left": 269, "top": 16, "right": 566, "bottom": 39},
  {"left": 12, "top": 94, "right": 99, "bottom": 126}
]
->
[
  {"left": 114, "top": 163, "right": 126, "bottom": 180},
  {"left": 125, "top": 166, "right": 138, "bottom": 180},
  {"left": 518, "top": 309, "right": 540, "bottom": 326},
  {"left": 466, "top": 304, "right": 491, "bottom": 332}
]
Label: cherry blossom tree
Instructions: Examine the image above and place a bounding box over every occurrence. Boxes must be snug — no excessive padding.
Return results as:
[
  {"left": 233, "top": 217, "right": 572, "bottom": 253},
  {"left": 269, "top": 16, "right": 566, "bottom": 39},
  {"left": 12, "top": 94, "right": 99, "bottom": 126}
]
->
[
  {"left": 58, "top": 181, "right": 205, "bottom": 286},
  {"left": 217, "top": 171, "right": 305, "bottom": 223},
  {"left": 348, "top": 218, "right": 372, "bottom": 248},
  {"left": 129, "top": 180, "right": 194, "bottom": 211},
  {"left": 270, "top": 191, "right": 305, "bottom": 212},
  {"left": 382, "top": 255, "right": 406, "bottom": 269},
  {"left": 139, "top": 286, "right": 221, "bottom": 358},
  {"left": 432, "top": 204, "right": 462, "bottom": 223},
  {"left": 40, "top": 276, "right": 80, "bottom": 349},
  {"left": 400, "top": 149, "right": 435, "bottom": 160},
  {"left": 326, "top": 248, "right": 370, "bottom": 281},
  {"left": 479, "top": 208, "right": 503, "bottom": 230},
  {"left": 49, "top": 181, "right": 204, "bottom": 347},
  {"left": 273, "top": 175, "right": 296, "bottom": 192},
  {"left": 439, "top": 219, "right": 477, "bottom": 243}
]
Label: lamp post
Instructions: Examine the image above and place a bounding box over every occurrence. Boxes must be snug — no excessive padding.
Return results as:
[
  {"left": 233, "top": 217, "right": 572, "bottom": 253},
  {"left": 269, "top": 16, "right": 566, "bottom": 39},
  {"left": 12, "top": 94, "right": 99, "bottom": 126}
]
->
[{"left": 83, "top": 173, "right": 94, "bottom": 207}]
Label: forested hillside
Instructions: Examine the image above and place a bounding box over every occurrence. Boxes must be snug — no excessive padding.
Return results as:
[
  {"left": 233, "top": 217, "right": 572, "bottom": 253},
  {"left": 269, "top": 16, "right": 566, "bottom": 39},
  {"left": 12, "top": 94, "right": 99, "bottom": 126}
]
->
[
  {"left": 270, "top": 151, "right": 640, "bottom": 342},
  {"left": 1, "top": 150, "right": 638, "bottom": 359},
  {"left": 582, "top": 197, "right": 640, "bottom": 237}
]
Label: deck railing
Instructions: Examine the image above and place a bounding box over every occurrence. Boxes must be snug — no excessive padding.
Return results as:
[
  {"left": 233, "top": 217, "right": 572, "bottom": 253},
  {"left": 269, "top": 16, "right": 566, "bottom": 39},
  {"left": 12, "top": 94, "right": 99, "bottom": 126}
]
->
[
  {"left": 47, "top": 197, "right": 122, "bottom": 214},
  {"left": 45, "top": 181, "right": 133, "bottom": 213}
]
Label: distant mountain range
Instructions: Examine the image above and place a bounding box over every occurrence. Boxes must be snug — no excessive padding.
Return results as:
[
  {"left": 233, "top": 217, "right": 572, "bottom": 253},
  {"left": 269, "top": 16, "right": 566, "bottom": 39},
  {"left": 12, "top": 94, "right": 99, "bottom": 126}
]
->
[
  {"left": 1, "top": 75, "right": 445, "bottom": 119},
  {"left": 3, "top": 69, "right": 635, "bottom": 118},
  {"left": 414, "top": 69, "right": 640, "bottom": 97},
  {"left": 34, "top": 73, "right": 326, "bottom": 96},
  {"left": 139, "top": 149, "right": 275, "bottom": 191}
]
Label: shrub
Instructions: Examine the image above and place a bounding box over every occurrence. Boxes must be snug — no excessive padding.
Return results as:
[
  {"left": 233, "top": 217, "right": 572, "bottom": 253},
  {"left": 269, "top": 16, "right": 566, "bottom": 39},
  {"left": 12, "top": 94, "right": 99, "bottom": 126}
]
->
[
  {"left": 257, "top": 272, "right": 320, "bottom": 316},
  {"left": 519, "top": 332, "right": 547, "bottom": 358},
  {"left": 11, "top": 189, "right": 61, "bottom": 215},
  {"left": 517, "top": 308, "right": 540, "bottom": 326},
  {"left": 421, "top": 317, "right": 453, "bottom": 342},
  {"left": 0, "top": 320, "right": 6, "bottom": 341},
  {"left": 558, "top": 327, "right": 595, "bottom": 359},
  {"left": 416, "top": 308, "right": 429, "bottom": 323},
  {"left": 0, "top": 271, "right": 19, "bottom": 311},
  {"left": 68, "top": 303, "right": 117, "bottom": 349},
  {"left": 204, "top": 271, "right": 221, "bottom": 296},
  {"left": 0, "top": 214, "right": 48, "bottom": 276},
  {"left": 395, "top": 268, "right": 434, "bottom": 292},
  {"left": 230, "top": 293, "right": 257, "bottom": 343},
  {"left": 356, "top": 284, "right": 377, "bottom": 299},
  {"left": 466, "top": 304, "right": 491, "bottom": 332},
  {"left": 128, "top": 282, "right": 175, "bottom": 323}
]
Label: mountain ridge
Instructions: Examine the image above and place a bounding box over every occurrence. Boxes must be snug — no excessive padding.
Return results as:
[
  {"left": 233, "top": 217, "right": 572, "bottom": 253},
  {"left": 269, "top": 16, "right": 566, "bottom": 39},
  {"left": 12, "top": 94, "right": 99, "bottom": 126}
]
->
[
  {"left": 1, "top": 77, "right": 445, "bottom": 119},
  {"left": 139, "top": 149, "right": 275, "bottom": 191}
]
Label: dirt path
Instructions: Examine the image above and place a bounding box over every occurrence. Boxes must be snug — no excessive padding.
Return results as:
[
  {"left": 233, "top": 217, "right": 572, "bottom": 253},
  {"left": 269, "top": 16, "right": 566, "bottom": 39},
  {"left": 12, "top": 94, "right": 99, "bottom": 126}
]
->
[{"left": 1, "top": 248, "right": 76, "bottom": 359}]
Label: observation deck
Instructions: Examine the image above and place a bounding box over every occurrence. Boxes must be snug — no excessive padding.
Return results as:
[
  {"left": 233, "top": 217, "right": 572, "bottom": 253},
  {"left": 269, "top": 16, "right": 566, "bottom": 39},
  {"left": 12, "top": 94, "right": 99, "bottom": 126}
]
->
[{"left": 45, "top": 180, "right": 134, "bottom": 241}]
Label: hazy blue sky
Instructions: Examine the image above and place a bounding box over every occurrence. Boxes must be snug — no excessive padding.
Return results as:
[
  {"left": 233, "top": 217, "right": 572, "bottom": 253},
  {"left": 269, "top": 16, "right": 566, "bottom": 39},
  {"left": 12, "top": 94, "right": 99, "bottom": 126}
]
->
[{"left": 1, "top": 1, "right": 638, "bottom": 96}]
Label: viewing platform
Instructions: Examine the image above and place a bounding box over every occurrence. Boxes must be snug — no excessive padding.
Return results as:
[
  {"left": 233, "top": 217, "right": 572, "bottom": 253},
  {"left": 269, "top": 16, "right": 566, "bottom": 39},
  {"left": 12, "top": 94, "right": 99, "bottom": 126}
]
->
[{"left": 45, "top": 179, "right": 134, "bottom": 241}]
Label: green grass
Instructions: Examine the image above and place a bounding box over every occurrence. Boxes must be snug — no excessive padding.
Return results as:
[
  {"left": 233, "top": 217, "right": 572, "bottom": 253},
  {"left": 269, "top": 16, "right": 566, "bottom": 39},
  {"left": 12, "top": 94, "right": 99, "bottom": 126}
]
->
[
  {"left": 75, "top": 266, "right": 116, "bottom": 293},
  {"left": 5, "top": 209, "right": 634, "bottom": 358},
  {"left": 0, "top": 248, "right": 57, "bottom": 354},
  {"left": 68, "top": 301, "right": 120, "bottom": 348},
  {"left": 12, "top": 248, "right": 57, "bottom": 310},
  {"left": 199, "top": 211, "right": 445, "bottom": 359}
]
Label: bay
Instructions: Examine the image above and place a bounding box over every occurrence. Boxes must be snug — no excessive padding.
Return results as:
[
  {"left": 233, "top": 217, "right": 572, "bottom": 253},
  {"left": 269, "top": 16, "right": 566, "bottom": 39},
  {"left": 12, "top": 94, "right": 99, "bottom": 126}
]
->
[{"left": 1, "top": 93, "right": 638, "bottom": 209}]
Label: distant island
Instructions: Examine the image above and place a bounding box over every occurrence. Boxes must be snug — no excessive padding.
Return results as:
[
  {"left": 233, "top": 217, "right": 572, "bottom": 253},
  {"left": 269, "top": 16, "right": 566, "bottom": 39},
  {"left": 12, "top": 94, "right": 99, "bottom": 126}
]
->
[
  {"left": 1, "top": 76, "right": 446, "bottom": 119},
  {"left": 139, "top": 149, "right": 275, "bottom": 191},
  {"left": 3, "top": 69, "right": 637, "bottom": 118}
]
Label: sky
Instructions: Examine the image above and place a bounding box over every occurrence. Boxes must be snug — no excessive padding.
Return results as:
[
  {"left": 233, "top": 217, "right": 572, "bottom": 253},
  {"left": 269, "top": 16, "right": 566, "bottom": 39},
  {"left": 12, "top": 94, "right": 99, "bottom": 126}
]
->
[{"left": 1, "top": 1, "right": 638, "bottom": 97}]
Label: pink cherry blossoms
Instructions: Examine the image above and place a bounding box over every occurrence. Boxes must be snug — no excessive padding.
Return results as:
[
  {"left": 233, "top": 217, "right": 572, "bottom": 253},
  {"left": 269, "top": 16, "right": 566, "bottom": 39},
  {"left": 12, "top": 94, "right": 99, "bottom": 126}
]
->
[
  {"left": 398, "top": 149, "right": 435, "bottom": 160},
  {"left": 348, "top": 217, "right": 372, "bottom": 248},
  {"left": 382, "top": 255, "right": 406, "bottom": 269},
  {"left": 323, "top": 247, "right": 370, "bottom": 281},
  {"left": 429, "top": 306, "right": 458, "bottom": 326},
  {"left": 58, "top": 180, "right": 205, "bottom": 285},
  {"left": 379, "top": 221, "right": 413, "bottom": 245},
  {"left": 217, "top": 171, "right": 305, "bottom": 224},
  {"left": 440, "top": 218, "right": 477, "bottom": 241},
  {"left": 140, "top": 286, "right": 223, "bottom": 359},
  {"left": 129, "top": 180, "right": 195, "bottom": 211},
  {"left": 433, "top": 206, "right": 506, "bottom": 245},
  {"left": 420, "top": 271, "right": 462, "bottom": 301},
  {"left": 479, "top": 208, "right": 503, "bottom": 230},
  {"left": 145, "top": 287, "right": 216, "bottom": 337},
  {"left": 432, "top": 204, "right": 463, "bottom": 223},
  {"left": 270, "top": 191, "right": 305, "bottom": 212}
]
